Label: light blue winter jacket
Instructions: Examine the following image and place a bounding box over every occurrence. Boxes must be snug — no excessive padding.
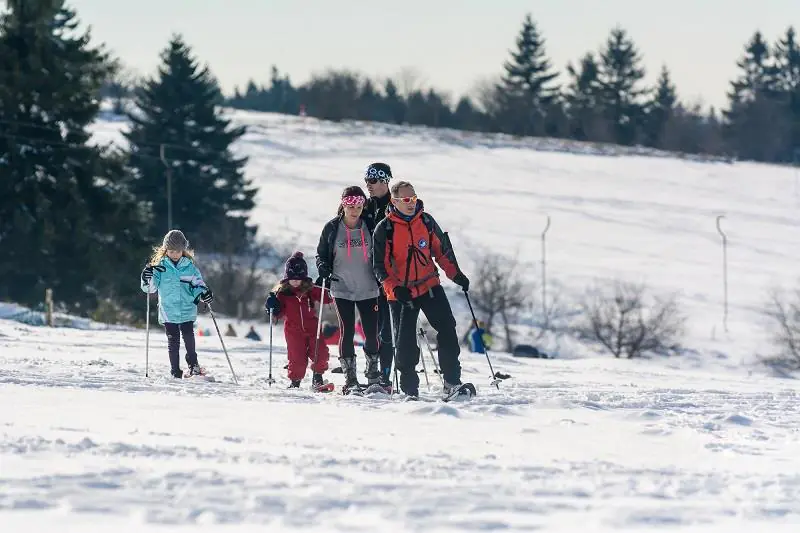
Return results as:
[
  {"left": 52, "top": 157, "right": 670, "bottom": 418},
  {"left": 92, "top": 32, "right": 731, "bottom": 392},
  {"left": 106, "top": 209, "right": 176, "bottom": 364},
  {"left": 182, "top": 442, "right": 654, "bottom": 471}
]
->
[{"left": 140, "top": 256, "right": 208, "bottom": 325}]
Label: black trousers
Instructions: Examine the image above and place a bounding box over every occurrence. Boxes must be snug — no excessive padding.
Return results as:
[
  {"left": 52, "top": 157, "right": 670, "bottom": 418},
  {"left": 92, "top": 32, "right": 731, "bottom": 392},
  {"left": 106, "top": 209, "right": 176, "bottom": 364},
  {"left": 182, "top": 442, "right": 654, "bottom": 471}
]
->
[
  {"left": 389, "top": 284, "right": 461, "bottom": 394},
  {"left": 334, "top": 297, "right": 379, "bottom": 359},
  {"left": 377, "top": 288, "right": 394, "bottom": 376},
  {"left": 164, "top": 321, "right": 198, "bottom": 371}
]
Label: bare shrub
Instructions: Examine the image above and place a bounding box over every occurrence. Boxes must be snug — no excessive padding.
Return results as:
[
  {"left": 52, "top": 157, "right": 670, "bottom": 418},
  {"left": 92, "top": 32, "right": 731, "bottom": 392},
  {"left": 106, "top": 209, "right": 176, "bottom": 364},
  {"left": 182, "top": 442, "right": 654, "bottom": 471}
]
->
[
  {"left": 575, "top": 280, "right": 686, "bottom": 358},
  {"left": 762, "top": 287, "right": 800, "bottom": 369},
  {"left": 467, "top": 250, "right": 532, "bottom": 352},
  {"left": 200, "top": 238, "right": 292, "bottom": 320}
]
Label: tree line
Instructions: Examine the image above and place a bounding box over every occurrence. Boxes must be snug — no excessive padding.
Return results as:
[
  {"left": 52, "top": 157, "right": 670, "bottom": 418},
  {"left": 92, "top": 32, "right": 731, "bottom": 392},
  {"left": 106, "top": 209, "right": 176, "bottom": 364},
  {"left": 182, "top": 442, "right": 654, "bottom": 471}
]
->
[{"left": 223, "top": 15, "right": 800, "bottom": 163}]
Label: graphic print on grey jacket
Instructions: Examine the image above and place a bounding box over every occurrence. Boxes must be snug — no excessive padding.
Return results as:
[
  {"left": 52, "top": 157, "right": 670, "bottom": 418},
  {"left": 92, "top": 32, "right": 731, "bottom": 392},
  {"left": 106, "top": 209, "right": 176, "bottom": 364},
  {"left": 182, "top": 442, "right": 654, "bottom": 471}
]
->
[{"left": 316, "top": 216, "right": 379, "bottom": 301}]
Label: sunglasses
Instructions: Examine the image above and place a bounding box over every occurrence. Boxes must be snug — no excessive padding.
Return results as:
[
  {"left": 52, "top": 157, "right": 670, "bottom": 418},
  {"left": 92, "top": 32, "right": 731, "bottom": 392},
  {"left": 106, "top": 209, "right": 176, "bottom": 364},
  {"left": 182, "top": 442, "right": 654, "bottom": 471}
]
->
[
  {"left": 392, "top": 195, "right": 417, "bottom": 204},
  {"left": 341, "top": 195, "right": 365, "bottom": 207}
]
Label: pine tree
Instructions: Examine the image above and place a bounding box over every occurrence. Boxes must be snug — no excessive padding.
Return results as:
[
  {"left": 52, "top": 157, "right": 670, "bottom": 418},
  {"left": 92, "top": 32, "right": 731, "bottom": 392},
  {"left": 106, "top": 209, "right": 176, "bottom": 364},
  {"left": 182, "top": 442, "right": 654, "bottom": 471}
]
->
[
  {"left": 497, "top": 14, "right": 559, "bottom": 136},
  {"left": 773, "top": 27, "right": 800, "bottom": 161},
  {"left": 723, "top": 31, "right": 786, "bottom": 161},
  {"left": 0, "top": 0, "right": 150, "bottom": 313},
  {"left": 596, "top": 27, "right": 648, "bottom": 145},
  {"left": 383, "top": 79, "right": 406, "bottom": 124},
  {"left": 563, "top": 53, "right": 610, "bottom": 142},
  {"left": 645, "top": 65, "right": 678, "bottom": 148},
  {"left": 125, "top": 35, "right": 256, "bottom": 251}
]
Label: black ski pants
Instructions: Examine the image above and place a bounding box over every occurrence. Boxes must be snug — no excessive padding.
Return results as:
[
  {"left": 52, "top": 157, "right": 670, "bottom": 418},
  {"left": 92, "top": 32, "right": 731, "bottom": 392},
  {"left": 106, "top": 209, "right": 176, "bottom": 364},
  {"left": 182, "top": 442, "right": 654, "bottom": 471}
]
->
[
  {"left": 389, "top": 284, "right": 461, "bottom": 394},
  {"left": 334, "top": 297, "right": 379, "bottom": 359},
  {"left": 165, "top": 321, "right": 198, "bottom": 371}
]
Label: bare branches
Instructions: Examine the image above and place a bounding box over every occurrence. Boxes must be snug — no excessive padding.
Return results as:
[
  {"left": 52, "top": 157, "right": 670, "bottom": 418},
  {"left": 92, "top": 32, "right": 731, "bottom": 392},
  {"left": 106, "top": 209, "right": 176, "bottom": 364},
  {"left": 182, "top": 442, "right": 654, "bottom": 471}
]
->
[{"left": 575, "top": 280, "right": 686, "bottom": 358}]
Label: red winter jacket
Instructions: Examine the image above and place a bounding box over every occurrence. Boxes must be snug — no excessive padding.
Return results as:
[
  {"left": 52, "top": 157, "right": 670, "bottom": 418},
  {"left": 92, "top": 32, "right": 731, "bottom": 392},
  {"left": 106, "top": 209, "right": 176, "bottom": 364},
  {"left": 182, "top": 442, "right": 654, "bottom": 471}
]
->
[{"left": 274, "top": 286, "right": 332, "bottom": 333}]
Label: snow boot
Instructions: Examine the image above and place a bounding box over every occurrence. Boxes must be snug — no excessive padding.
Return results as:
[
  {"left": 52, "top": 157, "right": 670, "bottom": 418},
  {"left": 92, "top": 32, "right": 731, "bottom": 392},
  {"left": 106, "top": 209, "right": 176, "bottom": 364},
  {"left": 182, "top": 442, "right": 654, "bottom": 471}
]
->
[
  {"left": 170, "top": 367, "right": 183, "bottom": 379},
  {"left": 364, "top": 351, "right": 381, "bottom": 385},
  {"left": 287, "top": 379, "right": 301, "bottom": 388},
  {"left": 186, "top": 364, "right": 204, "bottom": 377},
  {"left": 340, "top": 356, "right": 361, "bottom": 395}
]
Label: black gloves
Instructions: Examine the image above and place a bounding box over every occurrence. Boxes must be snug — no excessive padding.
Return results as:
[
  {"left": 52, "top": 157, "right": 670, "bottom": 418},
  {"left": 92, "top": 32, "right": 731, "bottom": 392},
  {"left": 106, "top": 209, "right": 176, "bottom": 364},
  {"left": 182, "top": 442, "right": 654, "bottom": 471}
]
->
[
  {"left": 141, "top": 265, "right": 154, "bottom": 285},
  {"left": 141, "top": 264, "right": 165, "bottom": 285},
  {"left": 200, "top": 289, "right": 213, "bottom": 304},
  {"left": 265, "top": 292, "right": 280, "bottom": 314},
  {"left": 453, "top": 272, "right": 469, "bottom": 292},
  {"left": 393, "top": 286, "right": 412, "bottom": 302},
  {"left": 194, "top": 288, "right": 213, "bottom": 305}
]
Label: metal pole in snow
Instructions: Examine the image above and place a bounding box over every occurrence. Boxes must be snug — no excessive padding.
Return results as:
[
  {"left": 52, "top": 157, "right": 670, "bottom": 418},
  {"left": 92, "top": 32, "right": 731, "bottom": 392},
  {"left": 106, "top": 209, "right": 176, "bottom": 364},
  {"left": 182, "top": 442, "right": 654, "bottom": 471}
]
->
[
  {"left": 541, "top": 215, "right": 551, "bottom": 328},
  {"left": 716, "top": 215, "right": 728, "bottom": 333}
]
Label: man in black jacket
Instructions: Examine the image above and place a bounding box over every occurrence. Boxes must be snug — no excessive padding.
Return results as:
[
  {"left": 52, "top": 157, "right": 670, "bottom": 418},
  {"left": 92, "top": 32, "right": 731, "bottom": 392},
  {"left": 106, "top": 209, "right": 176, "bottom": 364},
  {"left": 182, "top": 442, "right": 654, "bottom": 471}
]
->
[{"left": 362, "top": 162, "right": 394, "bottom": 390}]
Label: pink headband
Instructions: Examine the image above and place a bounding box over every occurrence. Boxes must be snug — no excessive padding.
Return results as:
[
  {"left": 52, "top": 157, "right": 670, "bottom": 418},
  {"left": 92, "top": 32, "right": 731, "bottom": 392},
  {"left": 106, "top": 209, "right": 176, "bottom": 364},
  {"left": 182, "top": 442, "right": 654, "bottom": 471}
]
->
[{"left": 342, "top": 195, "right": 365, "bottom": 207}]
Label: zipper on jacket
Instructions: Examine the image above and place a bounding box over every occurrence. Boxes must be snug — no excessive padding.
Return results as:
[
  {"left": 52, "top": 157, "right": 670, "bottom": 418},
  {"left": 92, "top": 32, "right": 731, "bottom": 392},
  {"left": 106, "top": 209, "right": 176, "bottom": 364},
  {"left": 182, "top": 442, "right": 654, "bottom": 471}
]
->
[{"left": 297, "top": 295, "right": 304, "bottom": 331}]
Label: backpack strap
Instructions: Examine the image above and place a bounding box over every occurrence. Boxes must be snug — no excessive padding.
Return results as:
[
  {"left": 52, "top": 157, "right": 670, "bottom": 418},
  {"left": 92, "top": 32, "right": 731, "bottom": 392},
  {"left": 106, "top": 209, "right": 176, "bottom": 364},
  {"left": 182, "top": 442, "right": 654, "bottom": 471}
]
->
[{"left": 386, "top": 213, "right": 434, "bottom": 256}]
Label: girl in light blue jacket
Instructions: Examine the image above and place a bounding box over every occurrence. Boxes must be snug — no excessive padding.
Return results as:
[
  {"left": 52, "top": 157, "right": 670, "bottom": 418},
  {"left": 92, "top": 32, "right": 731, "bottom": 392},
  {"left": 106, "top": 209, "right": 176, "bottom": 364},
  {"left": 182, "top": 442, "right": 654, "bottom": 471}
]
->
[{"left": 141, "top": 230, "right": 213, "bottom": 378}]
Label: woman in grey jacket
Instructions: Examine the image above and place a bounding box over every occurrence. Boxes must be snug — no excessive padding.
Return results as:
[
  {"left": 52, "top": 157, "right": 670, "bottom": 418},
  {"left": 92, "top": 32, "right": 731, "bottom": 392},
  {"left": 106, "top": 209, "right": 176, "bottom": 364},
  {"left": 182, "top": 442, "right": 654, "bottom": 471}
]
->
[{"left": 316, "top": 185, "right": 383, "bottom": 395}]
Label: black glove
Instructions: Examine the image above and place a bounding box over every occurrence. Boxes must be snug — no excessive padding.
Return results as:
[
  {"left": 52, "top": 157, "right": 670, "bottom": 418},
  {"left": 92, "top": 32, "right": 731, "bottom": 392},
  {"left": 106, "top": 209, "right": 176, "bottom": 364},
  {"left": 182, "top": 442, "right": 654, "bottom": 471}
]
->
[
  {"left": 317, "top": 263, "right": 332, "bottom": 279},
  {"left": 453, "top": 272, "right": 470, "bottom": 292},
  {"left": 314, "top": 274, "right": 338, "bottom": 287},
  {"left": 393, "top": 286, "right": 412, "bottom": 302},
  {"left": 141, "top": 265, "right": 154, "bottom": 285},
  {"left": 194, "top": 288, "right": 213, "bottom": 305},
  {"left": 141, "top": 264, "right": 165, "bottom": 286},
  {"left": 265, "top": 292, "right": 280, "bottom": 314}
]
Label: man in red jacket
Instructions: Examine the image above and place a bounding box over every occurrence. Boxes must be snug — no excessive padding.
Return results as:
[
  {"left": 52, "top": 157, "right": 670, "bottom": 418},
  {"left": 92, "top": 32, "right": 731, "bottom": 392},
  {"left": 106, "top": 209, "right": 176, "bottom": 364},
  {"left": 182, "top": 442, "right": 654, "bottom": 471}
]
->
[{"left": 372, "top": 180, "right": 470, "bottom": 399}]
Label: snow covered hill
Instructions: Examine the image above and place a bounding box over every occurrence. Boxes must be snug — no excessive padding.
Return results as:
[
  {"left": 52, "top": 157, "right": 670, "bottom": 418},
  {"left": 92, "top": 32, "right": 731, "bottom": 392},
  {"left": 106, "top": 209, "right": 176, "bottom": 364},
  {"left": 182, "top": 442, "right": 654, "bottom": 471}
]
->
[{"left": 3, "top": 110, "right": 800, "bottom": 531}]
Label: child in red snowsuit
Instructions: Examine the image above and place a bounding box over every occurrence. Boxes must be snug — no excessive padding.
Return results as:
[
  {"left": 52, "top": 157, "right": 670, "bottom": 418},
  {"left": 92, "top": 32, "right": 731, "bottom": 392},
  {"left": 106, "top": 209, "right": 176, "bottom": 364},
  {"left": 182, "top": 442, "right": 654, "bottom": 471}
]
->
[{"left": 265, "top": 251, "right": 333, "bottom": 388}]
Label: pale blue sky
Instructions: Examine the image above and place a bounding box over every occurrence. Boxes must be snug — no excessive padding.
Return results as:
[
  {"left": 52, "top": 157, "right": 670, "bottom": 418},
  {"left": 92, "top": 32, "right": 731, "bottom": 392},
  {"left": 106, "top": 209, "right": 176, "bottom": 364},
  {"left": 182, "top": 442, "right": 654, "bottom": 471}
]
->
[{"left": 68, "top": 0, "right": 799, "bottom": 110}]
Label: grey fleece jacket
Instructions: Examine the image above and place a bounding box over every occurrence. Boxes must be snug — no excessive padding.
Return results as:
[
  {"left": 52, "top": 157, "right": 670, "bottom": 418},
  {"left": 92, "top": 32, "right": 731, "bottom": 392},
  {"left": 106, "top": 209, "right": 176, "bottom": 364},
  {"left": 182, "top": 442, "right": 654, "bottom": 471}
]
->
[{"left": 330, "top": 219, "right": 380, "bottom": 301}]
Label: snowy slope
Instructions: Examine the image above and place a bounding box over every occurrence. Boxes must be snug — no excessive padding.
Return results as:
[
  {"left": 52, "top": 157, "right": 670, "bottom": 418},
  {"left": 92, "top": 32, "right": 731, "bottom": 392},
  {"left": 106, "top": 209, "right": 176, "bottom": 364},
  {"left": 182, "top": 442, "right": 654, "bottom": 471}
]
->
[
  {"left": 89, "top": 108, "right": 800, "bottom": 365},
  {"left": 2, "top": 110, "right": 800, "bottom": 531}
]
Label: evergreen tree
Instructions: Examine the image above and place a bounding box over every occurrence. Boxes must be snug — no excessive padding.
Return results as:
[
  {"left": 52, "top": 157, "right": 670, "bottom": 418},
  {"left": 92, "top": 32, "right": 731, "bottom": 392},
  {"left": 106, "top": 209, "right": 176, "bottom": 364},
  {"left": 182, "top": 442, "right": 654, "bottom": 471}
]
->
[
  {"left": 497, "top": 14, "right": 559, "bottom": 136},
  {"left": 773, "top": 27, "right": 800, "bottom": 161},
  {"left": 383, "top": 79, "right": 406, "bottom": 124},
  {"left": 723, "top": 31, "right": 786, "bottom": 161},
  {"left": 125, "top": 34, "right": 256, "bottom": 251},
  {"left": 645, "top": 65, "right": 678, "bottom": 148},
  {"left": 596, "top": 27, "right": 648, "bottom": 145},
  {"left": 0, "top": 0, "right": 150, "bottom": 313},
  {"left": 563, "top": 53, "right": 610, "bottom": 142}
]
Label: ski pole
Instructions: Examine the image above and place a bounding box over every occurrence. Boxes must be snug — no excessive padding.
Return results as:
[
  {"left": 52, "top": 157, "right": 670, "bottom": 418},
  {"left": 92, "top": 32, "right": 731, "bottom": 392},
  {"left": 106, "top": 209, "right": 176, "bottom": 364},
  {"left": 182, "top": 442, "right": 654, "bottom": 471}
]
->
[
  {"left": 417, "top": 327, "right": 430, "bottom": 390},
  {"left": 419, "top": 327, "right": 443, "bottom": 385},
  {"left": 207, "top": 304, "right": 239, "bottom": 384},
  {"left": 267, "top": 308, "right": 275, "bottom": 386},
  {"left": 311, "top": 277, "right": 327, "bottom": 390},
  {"left": 143, "top": 264, "right": 164, "bottom": 378},
  {"left": 439, "top": 230, "right": 501, "bottom": 389},
  {"left": 463, "top": 292, "right": 501, "bottom": 389},
  {"left": 145, "top": 291, "right": 150, "bottom": 378}
]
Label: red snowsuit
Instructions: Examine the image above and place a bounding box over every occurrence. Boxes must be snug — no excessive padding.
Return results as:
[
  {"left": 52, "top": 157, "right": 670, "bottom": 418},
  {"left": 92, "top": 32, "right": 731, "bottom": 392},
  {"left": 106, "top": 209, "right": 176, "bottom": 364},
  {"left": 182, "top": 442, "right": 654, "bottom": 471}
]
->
[{"left": 274, "top": 286, "right": 333, "bottom": 381}]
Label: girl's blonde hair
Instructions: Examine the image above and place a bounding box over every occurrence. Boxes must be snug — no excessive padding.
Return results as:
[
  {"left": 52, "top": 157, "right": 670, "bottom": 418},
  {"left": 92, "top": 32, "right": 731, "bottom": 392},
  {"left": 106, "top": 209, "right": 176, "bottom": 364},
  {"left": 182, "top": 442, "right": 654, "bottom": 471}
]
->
[
  {"left": 148, "top": 244, "right": 195, "bottom": 266},
  {"left": 271, "top": 279, "right": 313, "bottom": 295}
]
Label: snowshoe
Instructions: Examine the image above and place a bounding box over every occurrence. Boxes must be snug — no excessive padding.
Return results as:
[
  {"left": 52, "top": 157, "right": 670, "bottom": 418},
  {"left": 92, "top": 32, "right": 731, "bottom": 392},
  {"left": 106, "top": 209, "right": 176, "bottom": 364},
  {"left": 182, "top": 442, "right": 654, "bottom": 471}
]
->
[
  {"left": 441, "top": 382, "right": 476, "bottom": 402},
  {"left": 312, "top": 373, "right": 334, "bottom": 393}
]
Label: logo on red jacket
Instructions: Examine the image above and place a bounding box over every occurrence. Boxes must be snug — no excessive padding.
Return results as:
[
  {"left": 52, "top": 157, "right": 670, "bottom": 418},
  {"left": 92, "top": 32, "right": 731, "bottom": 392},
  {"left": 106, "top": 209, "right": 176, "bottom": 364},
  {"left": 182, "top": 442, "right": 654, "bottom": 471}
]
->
[{"left": 418, "top": 238, "right": 428, "bottom": 248}]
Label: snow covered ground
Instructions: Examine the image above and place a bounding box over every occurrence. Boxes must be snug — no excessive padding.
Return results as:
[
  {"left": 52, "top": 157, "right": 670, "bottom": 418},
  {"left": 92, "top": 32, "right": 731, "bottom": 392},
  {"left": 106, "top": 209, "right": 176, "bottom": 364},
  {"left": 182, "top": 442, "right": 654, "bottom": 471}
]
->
[
  {"left": 3, "top": 314, "right": 800, "bottom": 532},
  {"left": 3, "top": 109, "right": 800, "bottom": 531}
]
